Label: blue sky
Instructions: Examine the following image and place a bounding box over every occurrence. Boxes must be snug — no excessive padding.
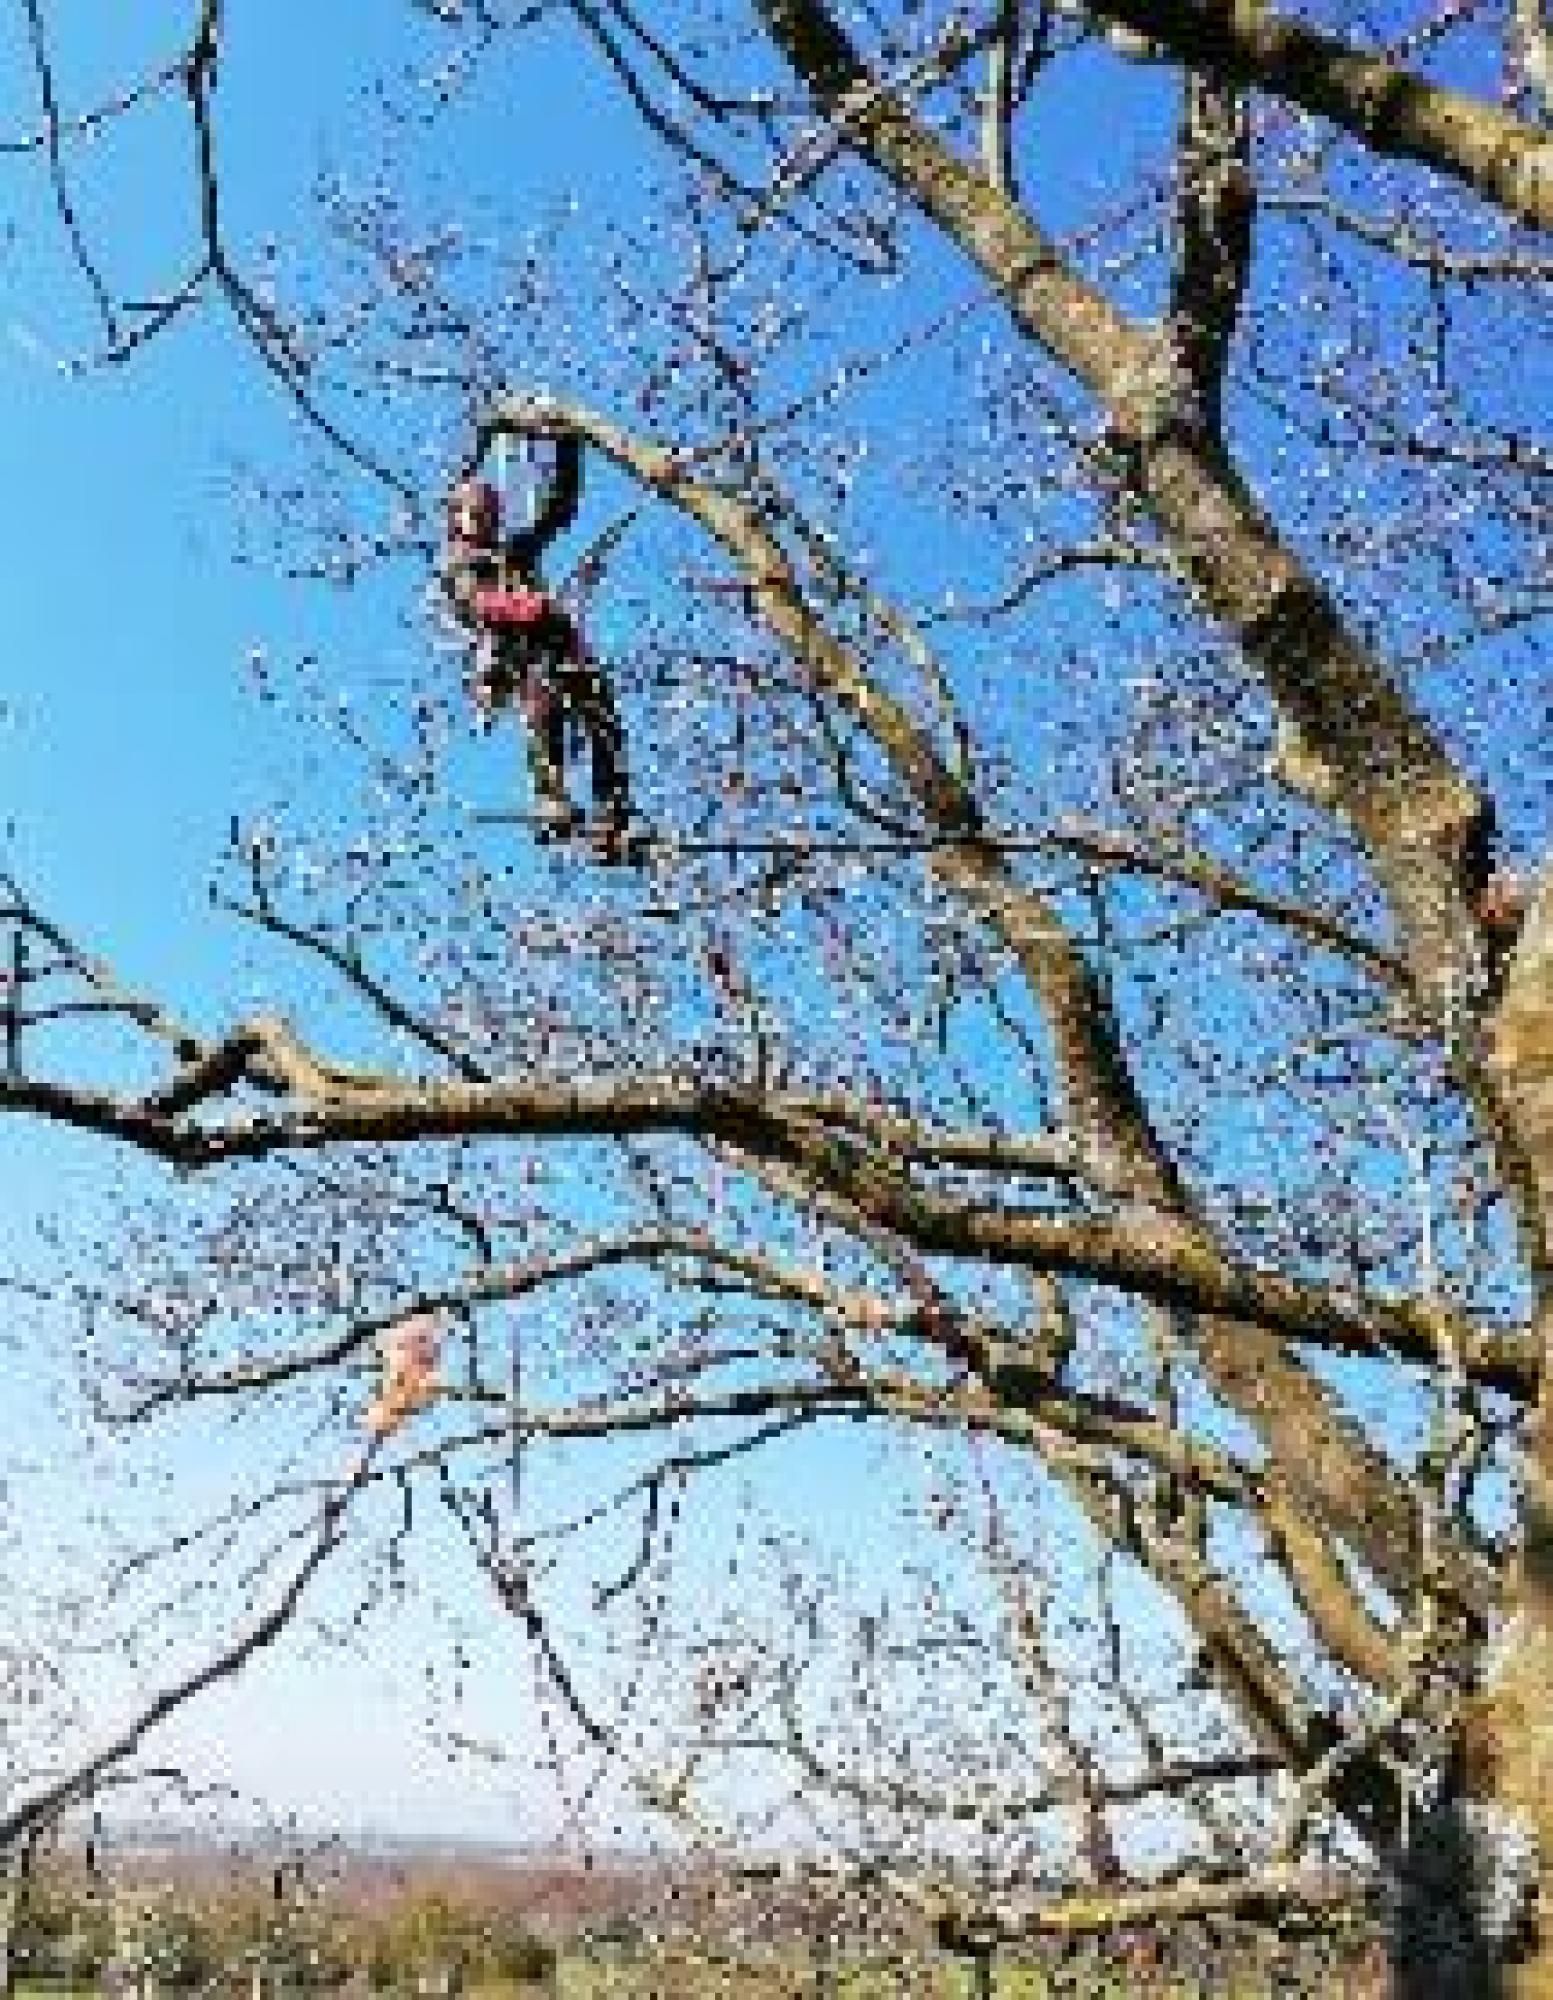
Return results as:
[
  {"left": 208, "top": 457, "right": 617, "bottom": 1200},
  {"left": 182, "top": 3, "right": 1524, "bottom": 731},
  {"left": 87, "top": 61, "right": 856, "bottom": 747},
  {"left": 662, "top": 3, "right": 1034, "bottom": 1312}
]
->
[
  {"left": 0, "top": 3, "right": 1194, "bottom": 1846},
  {"left": 0, "top": 0, "right": 669, "bottom": 1843},
  {"left": 0, "top": 0, "right": 630, "bottom": 993}
]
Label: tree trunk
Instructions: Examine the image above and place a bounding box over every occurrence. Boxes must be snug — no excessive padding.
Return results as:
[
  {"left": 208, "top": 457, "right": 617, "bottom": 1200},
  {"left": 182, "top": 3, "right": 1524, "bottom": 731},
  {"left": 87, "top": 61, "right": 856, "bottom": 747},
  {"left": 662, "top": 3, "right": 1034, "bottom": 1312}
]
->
[{"left": 1450, "top": 873, "right": 1553, "bottom": 1998}]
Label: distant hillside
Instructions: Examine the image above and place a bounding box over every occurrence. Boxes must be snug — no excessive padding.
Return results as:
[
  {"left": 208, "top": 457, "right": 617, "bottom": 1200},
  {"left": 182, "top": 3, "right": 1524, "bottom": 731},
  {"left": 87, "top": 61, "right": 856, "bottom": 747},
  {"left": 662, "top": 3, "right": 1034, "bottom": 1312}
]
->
[{"left": 67, "top": 1835, "right": 713, "bottom": 1947}]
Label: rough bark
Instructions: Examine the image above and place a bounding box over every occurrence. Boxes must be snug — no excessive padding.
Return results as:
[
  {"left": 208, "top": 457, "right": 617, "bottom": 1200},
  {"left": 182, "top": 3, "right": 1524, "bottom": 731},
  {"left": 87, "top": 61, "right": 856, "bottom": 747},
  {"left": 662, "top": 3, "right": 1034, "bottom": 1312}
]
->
[
  {"left": 1458, "top": 870, "right": 1553, "bottom": 1998},
  {"left": 757, "top": 0, "right": 1495, "bottom": 1013},
  {"left": 750, "top": 4, "right": 1547, "bottom": 1967},
  {"left": 478, "top": 395, "right": 1509, "bottom": 1703},
  {"left": 1080, "top": 0, "right": 1553, "bottom": 234}
]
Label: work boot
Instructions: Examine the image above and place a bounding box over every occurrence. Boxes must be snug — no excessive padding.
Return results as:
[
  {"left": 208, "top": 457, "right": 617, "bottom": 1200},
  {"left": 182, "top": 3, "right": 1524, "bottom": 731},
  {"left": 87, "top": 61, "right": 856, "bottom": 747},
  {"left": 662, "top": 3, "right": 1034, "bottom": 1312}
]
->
[
  {"left": 532, "top": 795, "right": 583, "bottom": 843},
  {"left": 588, "top": 810, "right": 646, "bottom": 867}
]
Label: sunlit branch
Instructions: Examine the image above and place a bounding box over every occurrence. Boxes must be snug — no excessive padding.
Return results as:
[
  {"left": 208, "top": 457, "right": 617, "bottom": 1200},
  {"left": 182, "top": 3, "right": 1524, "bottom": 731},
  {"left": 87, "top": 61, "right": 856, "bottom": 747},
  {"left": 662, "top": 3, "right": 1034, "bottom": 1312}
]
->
[
  {"left": 981, "top": 0, "right": 1020, "bottom": 199},
  {"left": 0, "top": 869, "right": 206, "bottom": 1061},
  {"left": 1076, "top": 0, "right": 1552, "bottom": 233},
  {"left": 935, "top": 1861, "right": 1377, "bottom": 1947},
  {"left": 480, "top": 394, "right": 1183, "bottom": 1198},
  {"left": 10, "top": 996, "right": 1530, "bottom": 1395},
  {"left": 759, "top": 1655, "right": 1283, "bottom": 1829},
  {"left": 1263, "top": 192, "right": 1553, "bottom": 284},
  {"left": 751, "top": 0, "right": 1499, "bottom": 1026}
]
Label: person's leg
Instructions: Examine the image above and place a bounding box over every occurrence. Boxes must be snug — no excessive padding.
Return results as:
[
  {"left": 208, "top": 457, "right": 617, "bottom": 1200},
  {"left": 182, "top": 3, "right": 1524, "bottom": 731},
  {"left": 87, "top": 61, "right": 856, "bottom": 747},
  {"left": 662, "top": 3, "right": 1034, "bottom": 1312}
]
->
[
  {"left": 469, "top": 633, "right": 508, "bottom": 723},
  {"left": 518, "top": 651, "right": 576, "bottom": 830},
  {"left": 568, "top": 661, "right": 630, "bottom": 827}
]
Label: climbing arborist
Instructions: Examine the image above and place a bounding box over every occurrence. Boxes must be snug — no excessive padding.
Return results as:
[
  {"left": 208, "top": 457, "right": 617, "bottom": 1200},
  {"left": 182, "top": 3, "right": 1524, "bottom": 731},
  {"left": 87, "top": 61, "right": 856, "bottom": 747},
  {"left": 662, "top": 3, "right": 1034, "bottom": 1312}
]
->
[{"left": 443, "top": 434, "right": 632, "bottom": 858}]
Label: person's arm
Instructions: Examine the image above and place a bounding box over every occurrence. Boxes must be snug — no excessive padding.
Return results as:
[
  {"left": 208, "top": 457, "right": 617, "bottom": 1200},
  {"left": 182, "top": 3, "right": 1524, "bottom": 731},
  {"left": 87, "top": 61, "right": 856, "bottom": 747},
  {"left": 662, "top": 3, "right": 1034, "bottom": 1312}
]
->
[
  {"left": 442, "top": 548, "right": 483, "bottom": 625},
  {"left": 508, "top": 434, "right": 582, "bottom": 574}
]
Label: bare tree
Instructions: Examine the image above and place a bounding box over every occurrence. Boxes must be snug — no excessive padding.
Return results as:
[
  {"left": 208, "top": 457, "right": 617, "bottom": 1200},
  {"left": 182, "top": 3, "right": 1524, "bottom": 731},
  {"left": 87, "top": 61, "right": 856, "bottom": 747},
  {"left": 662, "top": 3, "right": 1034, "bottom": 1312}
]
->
[{"left": 3, "top": 0, "right": 1550, "bottom": 1989}]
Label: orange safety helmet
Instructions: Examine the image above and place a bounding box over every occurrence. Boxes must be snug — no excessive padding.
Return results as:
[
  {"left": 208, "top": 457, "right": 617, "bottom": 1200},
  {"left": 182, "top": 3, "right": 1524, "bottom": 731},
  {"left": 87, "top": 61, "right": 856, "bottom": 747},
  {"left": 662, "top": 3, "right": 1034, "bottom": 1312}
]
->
[{"left": 446, "top": 476, "right": 501, "bottom": 548}]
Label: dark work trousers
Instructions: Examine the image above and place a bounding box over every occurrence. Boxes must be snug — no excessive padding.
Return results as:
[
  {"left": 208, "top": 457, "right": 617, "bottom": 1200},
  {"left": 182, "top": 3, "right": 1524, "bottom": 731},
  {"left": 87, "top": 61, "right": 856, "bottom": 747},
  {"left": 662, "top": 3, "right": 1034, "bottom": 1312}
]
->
[{"left": 485, "top": 629, "right": 629, "bottom": 825}]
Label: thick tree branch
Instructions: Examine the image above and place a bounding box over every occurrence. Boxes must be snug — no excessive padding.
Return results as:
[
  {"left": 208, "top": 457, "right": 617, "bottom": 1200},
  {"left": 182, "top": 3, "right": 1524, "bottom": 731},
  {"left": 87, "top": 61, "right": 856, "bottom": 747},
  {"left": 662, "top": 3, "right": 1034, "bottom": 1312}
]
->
[
  {"left": 1197, "top": 1316, "right": 1496, "bottom": 1629},
  {"left": 481, "top": 394, "right": 1181, "bottom": 1198},
  {"left": 1169, "top": 71, "right": 1253, "bottom": 439},
  {"left": 752, "top": 0, "right": 1498, "bottom": 1020},
  {"left": 478, "top": 393, "right": 1506, "bottom": 1673},
  {"left": 937, "top": 1861, "right": 1375, "bottom": 1947},
  {"left": 1078, "top": 0, "right": 1553, "bottom": 234},
  {"left": 740, "top": 4, "right": 1526, "bottom": 1694},
  {"left": 107, "top": 1053, "right": 1524, "bottom": 1394},
  {"left": 982, "top": 0, "right": 1021, "bottom": 198}
]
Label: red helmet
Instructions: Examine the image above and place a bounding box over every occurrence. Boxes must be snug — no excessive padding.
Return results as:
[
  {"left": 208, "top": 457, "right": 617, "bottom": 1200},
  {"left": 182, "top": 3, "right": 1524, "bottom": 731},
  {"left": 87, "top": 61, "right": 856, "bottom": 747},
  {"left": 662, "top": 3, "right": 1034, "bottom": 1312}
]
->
[{"left": 446, "top": 477, "right": 501, "bottom": 547}]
